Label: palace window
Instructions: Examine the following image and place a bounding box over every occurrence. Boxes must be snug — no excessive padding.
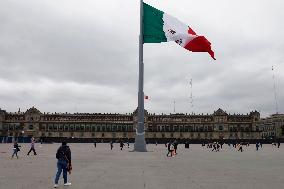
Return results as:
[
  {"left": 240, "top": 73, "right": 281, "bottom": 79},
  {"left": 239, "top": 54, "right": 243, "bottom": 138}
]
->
[
  {"left": 39, "top": 124, "right": 46, "bottom": 131},
  {"left": 75, "top": 125, "right": 80, "bottom": 131},
  {"left": 166, "top": 126, "right": 170, "bottom": 132},
  {"left": 86, "top": 124, "right": 90, "bottom": 131},
  {"left": 48, "top": 124, "right": 52, "bottom": 131},
  {"left": 28, "top": 124, "right": 34, "bottom": 130},
  {"left": 70, "top": 124, "right": 74, "bottom": 131},
  {"left": 80, "top": 124, "right": 85, "bottom": 131},
  {"left": 59, "top": 125, "right": 63, "bottom": 131},
  {"left": 112, "top": 133, "right": 116, "bottom": 138},
  {"left": 128, "top": 125, "right": 133, "bottom": 132},
  {"left": 97, "top": 126, "right": 101, "bottom": 132},
  {"left": 219, "top": 125, "right": 223, "bottom": 131},
  {"left": 53, "top": 124, "right": 58, "bottom": 131},
  {"left": 174, "top": 125, "right": 179, "bottom": 132},
  {"left": 64, "top": 124, "right": 69, "bottom": 131}
]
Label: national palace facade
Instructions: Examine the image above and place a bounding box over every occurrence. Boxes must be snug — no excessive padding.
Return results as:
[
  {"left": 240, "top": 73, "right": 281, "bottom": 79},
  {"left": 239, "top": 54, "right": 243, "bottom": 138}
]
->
[{"left": 2, "top": 106, "right": 276, "bottom": 142}]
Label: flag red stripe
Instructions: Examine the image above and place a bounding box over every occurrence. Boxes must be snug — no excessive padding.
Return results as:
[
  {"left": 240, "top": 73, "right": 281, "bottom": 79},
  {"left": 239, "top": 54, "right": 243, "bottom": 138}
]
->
[
  {"left": 184, "top": 36, "right": 216, "bottom": 60},
  {"left": 188, "top": 27, "right": 196, "bottom": 35}
]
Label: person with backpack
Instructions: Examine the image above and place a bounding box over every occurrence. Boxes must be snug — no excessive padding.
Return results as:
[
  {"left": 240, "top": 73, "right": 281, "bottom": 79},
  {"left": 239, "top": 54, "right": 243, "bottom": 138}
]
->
[
  {"left": 11, "top": 141, "right": 21, "bottom": 159},
  {"left": 54, "top": 142, "right": 72, "bottom": 188}
]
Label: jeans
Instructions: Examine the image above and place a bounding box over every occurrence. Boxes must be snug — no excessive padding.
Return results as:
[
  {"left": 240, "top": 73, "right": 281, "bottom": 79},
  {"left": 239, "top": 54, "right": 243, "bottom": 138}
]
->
[
  {"left": 54, "top": 160, "right": 68, "bottom": 184},
  {"left": 12, "top": 149, "right": 18, "bottom": 158}
]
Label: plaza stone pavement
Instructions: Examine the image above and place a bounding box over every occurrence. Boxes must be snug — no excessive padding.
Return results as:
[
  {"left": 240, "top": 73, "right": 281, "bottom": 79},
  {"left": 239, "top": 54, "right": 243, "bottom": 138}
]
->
[{"left": 0, "top": 143, "right": 284, "bottom": 189}]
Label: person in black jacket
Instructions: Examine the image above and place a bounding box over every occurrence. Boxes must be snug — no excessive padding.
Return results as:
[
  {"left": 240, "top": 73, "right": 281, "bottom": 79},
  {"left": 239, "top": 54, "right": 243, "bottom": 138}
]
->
[
  {"left": 11, "top": 141, "right": 21, "bottom": 159},
  {"left": 54, "top": 142, "right": 72, "bottom": 188}
]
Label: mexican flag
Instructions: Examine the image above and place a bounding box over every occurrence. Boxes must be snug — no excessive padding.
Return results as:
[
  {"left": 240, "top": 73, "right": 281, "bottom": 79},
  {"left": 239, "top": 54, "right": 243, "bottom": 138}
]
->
[{"left": 143, "top": 3, "right": 216, "bottom": 60}]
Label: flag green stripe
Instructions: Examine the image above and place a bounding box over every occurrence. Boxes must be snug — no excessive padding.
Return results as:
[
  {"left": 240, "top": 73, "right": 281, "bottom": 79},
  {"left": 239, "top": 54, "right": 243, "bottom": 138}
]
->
[{"left": 143, "top": 3, "right": 167, "bottom": 43}]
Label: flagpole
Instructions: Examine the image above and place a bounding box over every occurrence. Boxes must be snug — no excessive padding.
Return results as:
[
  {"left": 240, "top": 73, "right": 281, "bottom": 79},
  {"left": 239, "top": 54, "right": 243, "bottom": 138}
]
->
[{"left": 134, "top": 0, "right": 147, "bottom": 151}]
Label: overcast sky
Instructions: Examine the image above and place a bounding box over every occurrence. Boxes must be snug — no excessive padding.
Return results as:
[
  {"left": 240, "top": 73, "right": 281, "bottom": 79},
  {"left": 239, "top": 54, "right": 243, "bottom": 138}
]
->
[{"left": 0, "top": 0, "right": 283, "bottom": 117}]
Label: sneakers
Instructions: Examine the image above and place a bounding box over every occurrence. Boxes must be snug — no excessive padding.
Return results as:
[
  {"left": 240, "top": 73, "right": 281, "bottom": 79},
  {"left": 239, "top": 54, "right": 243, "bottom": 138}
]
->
[
  {"left": 64, "top": 182, "right": 71, "bottom": 186},
  {"left": 54, "top": 184, "right": 59, "bottom": 188}
]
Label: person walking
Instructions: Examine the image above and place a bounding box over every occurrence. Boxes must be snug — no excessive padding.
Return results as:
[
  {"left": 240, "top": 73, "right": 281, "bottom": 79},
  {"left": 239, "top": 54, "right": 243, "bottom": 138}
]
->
[
  {"left": 11, "top": 141, "right": 21, "bottom": 159},
  {"left": 212, "top": 142, "right": 217, "bottom": 152},
  {"left": 173, "top": 140, "right": 178, "bottom": 155},
  {"left": 166, "top": 142, "right": 173, "bottom": 157},
  {"left": 93, "top": 140, "right": 97, "bottom": 148},
  {"left": 110, "top": 141, "right": 114, "bottom": 150},
  {"left": 54, "top": 142, "right": 72, "bottom": 188},
  {"left": 256, "top": 142, "right": 259, "bottom": 151},
  {"left": 237, "top": 143, "right": 243, "bottom": 152},
  {"left": 120, "top": 140, "right": 124, "bottom": 150},
  {"left": 27, "top": 137, "right": 37, "bottom": 156}
]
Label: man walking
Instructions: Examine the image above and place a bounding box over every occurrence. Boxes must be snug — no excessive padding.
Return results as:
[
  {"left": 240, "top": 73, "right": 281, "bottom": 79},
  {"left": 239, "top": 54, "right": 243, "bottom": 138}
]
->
[
  {"left": 120, "top": 140, "right": 125, "bottom": 150},
  {"left": 11, "top": 141, "right": 21, "bottom": 159},
  {"left": 27, "top": 137, "right": 37, "bottom": 156},
  {"left": 54, "top": 142, "right": 72, "bottom": 188},
  {"left": 256, "top": 142, "right": 259, "bottom": 151},
  {"left": 166, "top": 142, "right": 173, "bottom": 157},
  {"left": 110, "top": 140, "right": 114, "bottom": 150}
]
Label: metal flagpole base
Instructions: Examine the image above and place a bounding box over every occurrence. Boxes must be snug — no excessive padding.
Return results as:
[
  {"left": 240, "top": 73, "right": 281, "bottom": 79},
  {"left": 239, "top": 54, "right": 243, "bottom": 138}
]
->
[{"left": 134, "top": 133, "right": 147, "bottom": 152}]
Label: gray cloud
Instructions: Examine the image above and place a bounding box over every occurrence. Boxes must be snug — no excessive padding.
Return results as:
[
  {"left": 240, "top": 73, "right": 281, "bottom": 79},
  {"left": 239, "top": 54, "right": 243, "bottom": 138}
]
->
[{"left": 0, "top": 0, "right": 283, "bottom": 117}]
